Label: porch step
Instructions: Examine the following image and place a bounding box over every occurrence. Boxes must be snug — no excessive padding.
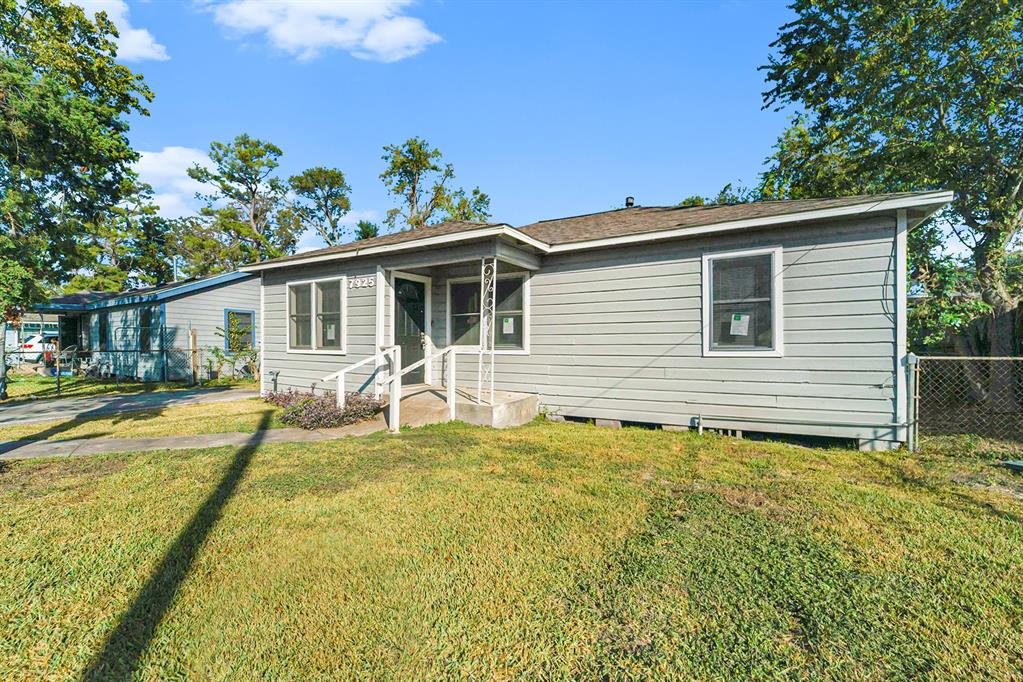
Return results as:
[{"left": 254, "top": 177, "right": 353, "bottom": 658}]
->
[{"left": 382, "top": 385, "right": 538, "bottom": 429}]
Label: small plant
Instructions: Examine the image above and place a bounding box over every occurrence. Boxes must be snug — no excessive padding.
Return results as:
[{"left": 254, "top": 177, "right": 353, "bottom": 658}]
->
[{"left": 264, "top": 390, "right": 382, "bottom": 430}]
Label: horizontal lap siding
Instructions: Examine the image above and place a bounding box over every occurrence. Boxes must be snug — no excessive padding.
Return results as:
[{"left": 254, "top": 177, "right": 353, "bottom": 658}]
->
[
  {"left": 163, "top": 277, "right": 261, "bottom": 350},
  {"left": 262, "top": 262, "right": 379, "bottom": 395},
  {"left": 449, "top": 216, "right": 898, "bottom": 440}
]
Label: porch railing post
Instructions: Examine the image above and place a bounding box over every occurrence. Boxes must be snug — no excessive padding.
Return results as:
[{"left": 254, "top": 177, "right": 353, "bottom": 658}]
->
[
  {"left": 389, "top": 346, "right": 401, "bottom": 432},
  {"left": 336, "top": 370, "right": 346, "bottom": 409},
  {"left": 907, "top": 353, "right": 918, "bottom": 452},
  {"left": 447, "top": 350, "right": 457, "bottom": 420}
]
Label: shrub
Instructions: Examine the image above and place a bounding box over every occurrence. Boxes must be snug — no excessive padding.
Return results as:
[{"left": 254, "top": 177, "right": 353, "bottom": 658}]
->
[{"left": 264, "top": 390, "right": 382, "bottom": 430}]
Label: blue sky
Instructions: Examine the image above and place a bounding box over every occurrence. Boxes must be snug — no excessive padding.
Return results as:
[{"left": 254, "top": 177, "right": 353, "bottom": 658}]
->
[{"left": 84, "top": 0, "right": 796, "bottom": 251}]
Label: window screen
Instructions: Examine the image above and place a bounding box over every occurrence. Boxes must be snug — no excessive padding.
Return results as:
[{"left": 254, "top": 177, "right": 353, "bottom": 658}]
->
[
  {"left": 139, "top": 307, "right": 153, "bottom": 352},
  {"left": 450, "top": 277, "right": 525, "bottom": 349},
  {"left": 226, "top": 310, "right": 254, "bottom": 351},
  {"left": 316, "top": 281, "right": 343, "bottom": 349},
  {"left": 709, "top": 253, "right": 774, "bottom": 350},
  {"left": 289, "top": 284, "right": 312, "bottom": 349},
  {"left": 98, "top": 313, "right": 109, "bottom": 352}
]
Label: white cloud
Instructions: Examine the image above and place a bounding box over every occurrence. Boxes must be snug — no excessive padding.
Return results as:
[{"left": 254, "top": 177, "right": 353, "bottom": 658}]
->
[
  {"left": 206, "top": 0, "right": 441, "bottom": 62},
  {"left": 297, "top": 209, "right": 380, "bottom": 252},
  {"left": 75, "top": 0, "right": 170, "bottom": 61},
  {"left": 135, "top": 146, "right": 211, "bottom": 218}
]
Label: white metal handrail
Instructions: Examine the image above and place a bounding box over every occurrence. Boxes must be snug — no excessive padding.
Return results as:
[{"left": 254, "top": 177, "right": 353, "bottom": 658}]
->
[
  {"left": 321, "top": 346, "right": 397, "bottom": 410},
  {"left": 323, "top": 345, "right": 459, "bottom": 433},
  {"left": 376, "top": 345, "right": 459, "bottom": 432}
]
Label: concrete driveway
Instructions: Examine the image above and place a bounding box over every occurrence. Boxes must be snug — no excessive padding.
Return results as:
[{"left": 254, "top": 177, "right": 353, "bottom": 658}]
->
[{"left": 0, "top": 387, "right": 260, "bottom": 427}]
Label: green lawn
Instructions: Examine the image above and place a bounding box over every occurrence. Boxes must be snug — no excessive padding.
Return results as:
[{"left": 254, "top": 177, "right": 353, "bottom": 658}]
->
[
  {"left": 1, "top": 374, "right": 257, "bottom": 403},
  {"left": 0, "top": 398, "right": 285, "bottom": 442},
  {"left": 2, "top": 421, "right": 1022, "bottom": 679}
]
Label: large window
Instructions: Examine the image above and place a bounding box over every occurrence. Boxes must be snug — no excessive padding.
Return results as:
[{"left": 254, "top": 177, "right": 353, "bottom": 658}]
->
[
  {"left": 448, "top": 274, "right": 528, "bottom": 352},
  {"left": 288, "top": 277, "right": 346, "bottom": 353},
  {"left": 139, "top": 306, "right": 153, "bottom": 352},
  {"left": 225, "top": 309, "right": 255, "bottom": 351},
  {"left": 98, "top": 312, "right": 109, "bottom": 352},
  {"left": 702, "top": 247, "right": 783, "bottom": 356}
]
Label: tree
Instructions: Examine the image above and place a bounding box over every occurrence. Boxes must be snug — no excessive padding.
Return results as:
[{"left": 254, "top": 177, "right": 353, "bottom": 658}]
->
[
  {"left": 380, "top": 137, "right": 491, "bottom": 230},
  {"left": 0, "top": 259, "right": 32, "bottom": 399},
  {"left": 759, "top": 115, "right": 989, "bottom": 353},
  {"left": 762, "top": 0, "right": 1023, "bottom": 356},
  {"left": 0, "top": 0, "right": 152, "bottom": 307},
  {"left": 678, "top": 183, "right": 759, "bottom": 207},
  {"left": 185, "top": 134, "right": 299, "bottom": 273},
  {"left": 64, "top": 180, "right": 175, "bottom": 293},
  {"left": 355, "top": 220, "right": 380, "bottom": 241},
  {"left": 288, "top": 167, "right": 352, "bottom": 246}
]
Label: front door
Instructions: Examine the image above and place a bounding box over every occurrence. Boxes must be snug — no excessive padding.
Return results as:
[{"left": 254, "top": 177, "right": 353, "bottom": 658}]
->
[{"left": 394, "top": 277, "right": 427, "bottom": 384}]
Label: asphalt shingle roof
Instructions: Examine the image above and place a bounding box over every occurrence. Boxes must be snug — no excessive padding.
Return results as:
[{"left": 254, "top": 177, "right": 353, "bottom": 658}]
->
[{"left": 245, "top": 191, "right": 943, "bottom": 268}]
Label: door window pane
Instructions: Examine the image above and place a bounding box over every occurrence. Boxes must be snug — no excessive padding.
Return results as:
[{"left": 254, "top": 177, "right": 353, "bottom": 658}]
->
[
  {"left": 317, "top": 281, "right": 342, "bottom": 349},
  {"left": 289, "top": 284, "right": 312, "bottom": 349},
  {"left": 709, "top": 253, "right": 774, "bottom": 350}
]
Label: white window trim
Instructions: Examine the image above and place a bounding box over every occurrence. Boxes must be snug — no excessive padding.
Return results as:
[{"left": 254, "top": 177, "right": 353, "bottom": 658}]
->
[
  {"left": 445, "top": 272, "right": 531, "bottom": 355},
  {"left": 701, "top": 245, "right": 784, "bottom": 358},
  {"left": 285, "top": 275, "right": 348, "bottom": 354}
]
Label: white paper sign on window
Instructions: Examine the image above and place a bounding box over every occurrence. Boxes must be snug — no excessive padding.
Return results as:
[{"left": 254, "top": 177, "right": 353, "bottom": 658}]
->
[
  {"left": 327, "top": 324, "right": 336, "bottom": 341},
  {"left": 729, "top": 313, "right": 750, "bottom": 336},
  {"left": 502, "top": 317, "right": 514, "bottom": 334}
]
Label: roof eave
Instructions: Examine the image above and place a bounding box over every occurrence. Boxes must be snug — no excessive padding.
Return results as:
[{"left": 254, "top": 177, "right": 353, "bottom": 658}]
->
[
  {"left": 240, "top": 225, "right": 549, "bottom": 272},
  {"left": 30, "top": 271, "right": 255, "bottom": 313},
  {"left": 544, "top": 190, "right": 954, "bottom": 253}
]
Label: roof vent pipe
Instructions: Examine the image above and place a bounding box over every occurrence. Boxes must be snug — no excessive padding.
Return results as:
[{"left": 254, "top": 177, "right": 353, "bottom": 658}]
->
[{"left": 625, "top": 196, "right": 635, "bottom": 208}]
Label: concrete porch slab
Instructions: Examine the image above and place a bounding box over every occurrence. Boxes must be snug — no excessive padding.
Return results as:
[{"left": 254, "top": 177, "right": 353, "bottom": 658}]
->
[{"left": 384, "top": 385, "right": 538, "bottom": 429}]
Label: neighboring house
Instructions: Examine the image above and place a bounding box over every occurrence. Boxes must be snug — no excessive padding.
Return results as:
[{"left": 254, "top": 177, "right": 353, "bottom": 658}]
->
[
  {"left": 33, "top": 271, "right": 260, "bottom": 382},
  {"left": 242, "top": 191, "right": 952, "bottom": 451}
]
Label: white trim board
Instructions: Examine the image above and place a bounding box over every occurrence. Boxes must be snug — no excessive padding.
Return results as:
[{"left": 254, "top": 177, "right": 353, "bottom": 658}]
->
[
  {"left": 895, "top": 209, "right": 908, "bottom": 429},
  {"left": 701, "top": 245, "right": 785, "bottom": 358},
  {"left": 284, "top": 275, "right": 348, "bottom": 355}
]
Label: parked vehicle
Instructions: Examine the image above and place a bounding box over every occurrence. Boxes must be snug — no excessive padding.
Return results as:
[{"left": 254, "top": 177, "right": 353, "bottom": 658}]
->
[{"left": 18, "top": 334, "right": 57, "bottom": 363}]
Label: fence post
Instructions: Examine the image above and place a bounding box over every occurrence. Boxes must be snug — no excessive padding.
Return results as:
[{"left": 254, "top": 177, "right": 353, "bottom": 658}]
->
[
  {"left": 907, "top": 353, "right": 918, "bottom": 453},
  {"left": 54, "top": 338, "right": 61, "bottom": 396},
  {"left": 189, "top": 328, "right": 199, "bottom": 385}
]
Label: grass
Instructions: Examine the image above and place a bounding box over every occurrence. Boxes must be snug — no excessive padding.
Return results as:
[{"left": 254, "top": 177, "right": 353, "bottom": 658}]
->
[
  {"left": 1, "top": 421, "right": 1022, "bottom": 679},
  {"left": 1, "top": 374, "right": 257, "bottom": 403},
  {"left": 0, "top": 398, "right": 286, "bottom": 442}
]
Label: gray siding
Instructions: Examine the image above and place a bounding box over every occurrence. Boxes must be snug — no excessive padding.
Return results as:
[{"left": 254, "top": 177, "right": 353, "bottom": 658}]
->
[
  {"left": 81, "top": 276, "right": 260, "bottom": 382},
  {"left": 164, "top": 276, "right": 261, "bottom": 350},
  {"left": 260, "top": 215, "right": 902, "bottom": 442}
]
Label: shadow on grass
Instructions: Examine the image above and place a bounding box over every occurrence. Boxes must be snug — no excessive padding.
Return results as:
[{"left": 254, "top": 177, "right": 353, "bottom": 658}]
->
[
  {"left": 79, "top": 411, "right": 272, "bottom": 681},
  {"left": 0, "top": 403, "right": 176, "bottom": 455}
]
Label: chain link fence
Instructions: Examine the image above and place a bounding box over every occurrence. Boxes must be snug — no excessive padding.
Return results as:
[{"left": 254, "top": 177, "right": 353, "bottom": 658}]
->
[
  {"left": 2, "top": 346, "right": 256, "bottom": 396},
  {"left": 911, "top": 356, "right": 1023, "bottom": 445}
]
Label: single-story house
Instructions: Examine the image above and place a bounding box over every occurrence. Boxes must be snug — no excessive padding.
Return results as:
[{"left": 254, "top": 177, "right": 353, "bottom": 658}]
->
[
  {"left": 33, "top": 271, "right": 260, "bottom": 382},
  {"left": 242, "top": 190, "right": 952, "bottom": 451}
]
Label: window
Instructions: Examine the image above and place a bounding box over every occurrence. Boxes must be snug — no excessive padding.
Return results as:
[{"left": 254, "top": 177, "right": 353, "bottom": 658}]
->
[
  {"left": 702, "top": 246, "right": 783, "bottom": 356},
  {"left": 139, "top": 307, "right": 153, "bottom": 352},
  {"left": 225, "top": 310, "right": 255, "bottom": 352},
  {"left": 448, "top": 275, "right": 528, "bottom": 352},
  {"left": 288, "top": 277, "right": 346, "bottom": 352},
  {"left": 98, "top": 312, "right": 109, "bottom": 352}
]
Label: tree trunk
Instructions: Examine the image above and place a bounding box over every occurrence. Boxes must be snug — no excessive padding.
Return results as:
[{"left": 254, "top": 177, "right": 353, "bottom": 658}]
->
[
  {"left": 973, "top": 230, "right": 1019, "bottom": 408},
  {"left": 0, "top": 319, "right": 8, "bottom": 400}
]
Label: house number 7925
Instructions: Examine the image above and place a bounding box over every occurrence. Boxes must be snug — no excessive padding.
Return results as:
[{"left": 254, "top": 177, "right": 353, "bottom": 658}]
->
[{"left": 348, "top": 276, "right": 375, "bottom": 289}]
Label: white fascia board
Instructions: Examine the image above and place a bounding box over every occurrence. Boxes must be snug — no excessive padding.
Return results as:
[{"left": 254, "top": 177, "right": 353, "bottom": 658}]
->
[
  {"left": 240, "top": 224, "right": 550, "bottom": 273},
  {"left": 545, "top": 191, "right": 955, "bottom": 254}
]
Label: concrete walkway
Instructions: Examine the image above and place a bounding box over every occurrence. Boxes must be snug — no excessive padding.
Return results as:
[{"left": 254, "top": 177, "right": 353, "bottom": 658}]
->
[
  {"left": 0, "top": 420, "right": 386, "bottom": 460},
  {"left": 0, "top": 387, "right": 259, "bottom": 426}
]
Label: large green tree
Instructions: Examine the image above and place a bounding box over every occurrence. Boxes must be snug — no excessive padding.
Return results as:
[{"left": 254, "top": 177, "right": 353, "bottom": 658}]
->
[
  {"left": 380, "top": 137, "right": 491, "bottom": 230},
  {"left": 0, "top": 0, "right": 152, "bottom": 309},
  {"left": 64, "top": 180, "right": 174, "bottom": 293},
  {"left": 184, "top": 134, "right": 299, "bottom": 274},
  {"left": 288, "top": 166, "right": 352, "bottom": 247},
  {"left": 761, "top": 0, "right": 1023, "bottom": 355}
]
